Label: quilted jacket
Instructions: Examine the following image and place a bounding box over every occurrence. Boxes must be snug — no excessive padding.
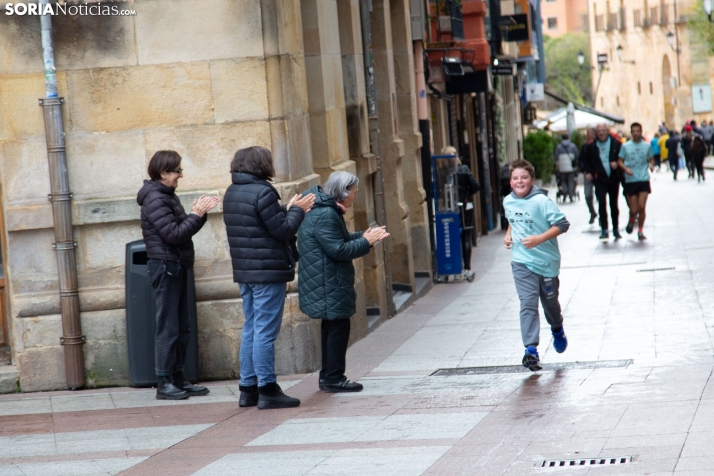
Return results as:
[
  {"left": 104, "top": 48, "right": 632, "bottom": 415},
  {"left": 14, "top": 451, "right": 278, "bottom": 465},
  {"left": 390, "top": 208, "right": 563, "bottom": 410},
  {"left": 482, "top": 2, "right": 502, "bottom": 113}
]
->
[
  {"left": 223, "top": 172, "right": 305, "bottom": 284},
  {"left": 137, "top": 180, "right": 206, "bottom": 268},
  {"left": 297, "top": 186, "right": 371, "bottom": 320}
]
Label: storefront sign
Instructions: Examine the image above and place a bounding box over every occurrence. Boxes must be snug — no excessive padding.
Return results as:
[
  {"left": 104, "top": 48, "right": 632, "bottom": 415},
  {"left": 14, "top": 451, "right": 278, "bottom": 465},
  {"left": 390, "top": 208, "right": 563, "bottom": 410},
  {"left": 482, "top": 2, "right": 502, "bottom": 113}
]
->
[
  {"left": 492, "top": 64, "right": 516, "bottom": 76},
  {"left": 525, "top": 83, "right": 545, "bottom": 102},
  {"left": 499, "top": 14, "right": 529, "bottom": 43}
]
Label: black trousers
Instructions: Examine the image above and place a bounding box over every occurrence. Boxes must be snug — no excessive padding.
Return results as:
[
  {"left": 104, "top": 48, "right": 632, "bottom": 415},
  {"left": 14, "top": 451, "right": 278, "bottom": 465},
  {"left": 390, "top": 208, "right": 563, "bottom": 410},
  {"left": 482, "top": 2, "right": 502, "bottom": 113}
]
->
[
  {"left": 594, "top": 179, "right": 620, "bottom": 231},
  {"left": 320, "top": 319, "right": 351, "bottom": 384},
  {"left": 147, "top": 259, "right": 191, "bottom": 376},
  {"left": 694, "top": 153, "right": 706, "bottom": 180}
]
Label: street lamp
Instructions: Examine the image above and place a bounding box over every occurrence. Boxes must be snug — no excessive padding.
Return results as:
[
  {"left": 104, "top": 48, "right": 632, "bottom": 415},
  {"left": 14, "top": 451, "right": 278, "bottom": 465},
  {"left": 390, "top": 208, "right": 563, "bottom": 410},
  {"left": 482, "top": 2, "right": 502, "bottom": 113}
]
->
[
  {"left": 704, "top": 0, "right": 713, "bottom": 22},
  {"left": 577, "top": 50, "right": 585, "bottom": 66},
  {"left": 616, "top": 44, "right": 623, "bottom": 61},
  {"left": 667, "top": 31, "right": 677, "bottom": 51}
]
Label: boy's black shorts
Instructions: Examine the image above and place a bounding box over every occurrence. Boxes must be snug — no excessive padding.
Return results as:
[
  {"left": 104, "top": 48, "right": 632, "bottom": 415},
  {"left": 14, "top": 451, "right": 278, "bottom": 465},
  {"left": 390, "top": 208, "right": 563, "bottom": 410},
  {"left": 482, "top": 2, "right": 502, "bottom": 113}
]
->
[{"left": 623, "top": 181, "right": 651, "bottom": 197}]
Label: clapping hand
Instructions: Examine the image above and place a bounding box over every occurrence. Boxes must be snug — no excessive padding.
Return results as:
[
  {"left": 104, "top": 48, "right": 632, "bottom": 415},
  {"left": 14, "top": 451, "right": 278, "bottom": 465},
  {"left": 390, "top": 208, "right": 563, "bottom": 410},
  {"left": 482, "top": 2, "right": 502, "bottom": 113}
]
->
[
  {"left": 287, "top": 193, "right": 316, "bottom": 212},
  {"left": 191, "top": 195, "right": 220, "bottom": 217},
  {"left": 363, "top": 226, "right": 390, "bottom": 246}
]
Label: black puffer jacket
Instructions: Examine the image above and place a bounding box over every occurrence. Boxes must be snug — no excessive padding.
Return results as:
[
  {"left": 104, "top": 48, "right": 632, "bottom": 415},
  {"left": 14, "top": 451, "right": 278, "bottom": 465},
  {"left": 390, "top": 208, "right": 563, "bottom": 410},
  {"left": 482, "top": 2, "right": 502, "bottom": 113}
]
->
[
  {"left": 137, "top": 180, "right": 206, "bottom": 268},
  {"left": 223, "top": 172, "right": 305, "bottom": 284}
]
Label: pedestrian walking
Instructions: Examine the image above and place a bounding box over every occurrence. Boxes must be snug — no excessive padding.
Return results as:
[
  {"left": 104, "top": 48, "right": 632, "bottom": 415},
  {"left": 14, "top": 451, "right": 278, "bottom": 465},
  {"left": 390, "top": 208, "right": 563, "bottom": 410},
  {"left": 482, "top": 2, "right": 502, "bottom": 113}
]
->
[
  {"left": 650, "top": 132, "right": 661, "bottom": 171},
  {"left": 691, "top": 133, "right": 707, "bottom": 182},
  {"left": 700, "top": 120, "right": 713, "bottom": 156},
  {"left": 618, "top": 123, "right": 654, "bottom": 241},
  {"left": 554, "top": 134, "right": 578, "bottom": 203},
  {"left": 584, "top": 123, "right": 623, "bottom": 240},
  {"left": 223, "top": 146, "right": 315, "bottom": 410},
  {"left": 137, "top": 150, "right": 220, "bottom": 400},
  {"left": 666, "top": 131, "right": 683, "bottom": 180},
  {"left": 297, "top": 172, "right": 389, "bottom": 392},
  {"left": 578, "top": 128, "right": 597, "bottom": 224},
  {"left": 658, "top": 130, "right": 670, "bottom": 171},
  {"left": 503, "top": 160, "right": 570, "bottom": 371},
  {"left": 682, "top": 125, "right": 695, "bottom": 179},
  {"left": 442, "top": 146, "right": 480, "bottom": 279}
]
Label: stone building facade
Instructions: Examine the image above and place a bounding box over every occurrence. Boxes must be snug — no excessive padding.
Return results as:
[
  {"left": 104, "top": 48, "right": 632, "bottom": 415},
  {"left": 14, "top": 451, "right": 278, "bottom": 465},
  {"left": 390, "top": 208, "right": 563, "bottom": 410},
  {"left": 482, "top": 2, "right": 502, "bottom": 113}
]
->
[
  {"left": 588, "top": 0, "right": 711, "bottom": 133},
  {"left": 541, "top": 0, "right": 589, "bottom": 38},
  {"left": 0, "top": 0, "right": 431, "bottom": 392}
]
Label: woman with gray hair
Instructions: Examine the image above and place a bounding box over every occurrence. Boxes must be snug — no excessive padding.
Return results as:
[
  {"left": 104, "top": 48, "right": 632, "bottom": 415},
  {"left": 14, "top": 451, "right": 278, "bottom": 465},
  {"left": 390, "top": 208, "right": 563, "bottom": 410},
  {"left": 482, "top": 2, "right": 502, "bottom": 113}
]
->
[{"left": 297, "top": 171, "right": 389, "bottom": 392}]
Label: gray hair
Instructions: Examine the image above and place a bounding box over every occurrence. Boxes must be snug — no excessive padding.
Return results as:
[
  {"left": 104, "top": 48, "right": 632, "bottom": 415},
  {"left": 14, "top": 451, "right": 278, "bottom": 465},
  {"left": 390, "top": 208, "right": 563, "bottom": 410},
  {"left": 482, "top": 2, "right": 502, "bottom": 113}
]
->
[{"left": 323, "top": 171, "right": 359, "bottom": 201}]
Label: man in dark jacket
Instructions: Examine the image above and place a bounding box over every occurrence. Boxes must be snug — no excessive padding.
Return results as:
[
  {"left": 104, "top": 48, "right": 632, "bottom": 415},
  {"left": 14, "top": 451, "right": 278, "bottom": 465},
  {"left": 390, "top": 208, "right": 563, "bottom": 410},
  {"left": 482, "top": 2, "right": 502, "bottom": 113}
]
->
[
  {"left": 666, "top": 130, "right": 682, "bottom": 180},
  {"left": 579, "top": 128, "right": 597, "bottom": 224},
  {"left": 584, "top": 123, "right": 622, "bottom": 240},
  {"left": 222, "top": 146, "right": 314, "bottom": 410},
  {"left": 297, "top": 172, "right": 388, "bottom": 392}
]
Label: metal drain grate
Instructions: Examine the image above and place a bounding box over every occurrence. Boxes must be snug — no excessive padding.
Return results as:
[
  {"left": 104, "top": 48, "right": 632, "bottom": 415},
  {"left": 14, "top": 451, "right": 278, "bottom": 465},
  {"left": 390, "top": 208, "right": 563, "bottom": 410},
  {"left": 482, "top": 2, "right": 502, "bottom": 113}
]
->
[
  {"left": 562, "top": 261, "right": 646, "bottom": 269},
  {"left": 431, "top": 360, "right": 633, "bottom": 376},
  {"left": 636, "top": 267, "right": 675, "bottom": 272},
  {"left": 541, "top": 456, "right": 631, "bottom": 468}
]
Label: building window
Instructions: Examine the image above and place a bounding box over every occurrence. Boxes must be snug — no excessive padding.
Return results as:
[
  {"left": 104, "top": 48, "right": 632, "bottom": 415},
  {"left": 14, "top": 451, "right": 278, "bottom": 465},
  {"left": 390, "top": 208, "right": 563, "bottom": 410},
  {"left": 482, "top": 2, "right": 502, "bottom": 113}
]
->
[
  {"left": 638, "top": 82, "right": 641, "bottom": 94},
  {"left": 616, "top": 96, "right": 620, "bottom": 106},
  {"left": 650, "top": 82, "right": 654, "bottom": 94},
  {"left": 547, "top": 17, "right": 558, "bottom": 29},
  {"left": 601, "top": 97, "right": 605, "bottom": 107}
]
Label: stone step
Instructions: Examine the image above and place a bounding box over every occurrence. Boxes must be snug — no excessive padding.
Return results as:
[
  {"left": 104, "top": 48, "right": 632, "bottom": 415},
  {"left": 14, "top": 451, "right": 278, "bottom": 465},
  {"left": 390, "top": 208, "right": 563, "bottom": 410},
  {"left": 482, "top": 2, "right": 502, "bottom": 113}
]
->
[{"left": 0, "top": 364, "right": 19, "bottom": 394}]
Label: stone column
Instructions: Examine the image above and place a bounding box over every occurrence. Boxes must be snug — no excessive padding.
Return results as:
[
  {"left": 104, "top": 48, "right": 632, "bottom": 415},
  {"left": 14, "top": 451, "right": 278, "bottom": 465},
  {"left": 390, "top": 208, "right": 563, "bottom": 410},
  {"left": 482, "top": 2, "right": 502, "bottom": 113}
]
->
[
  {"left": 387, "top": 0, "right": 432, "bottom": 277},
  {"left": 336, "top": 0, "right": 391, "bottom": 323},
  {"left": 301, "top": 0, "right": 368, "bottom": 337},
  {"left": 370, "top": 0, "right": 415, "bottom": 289}
]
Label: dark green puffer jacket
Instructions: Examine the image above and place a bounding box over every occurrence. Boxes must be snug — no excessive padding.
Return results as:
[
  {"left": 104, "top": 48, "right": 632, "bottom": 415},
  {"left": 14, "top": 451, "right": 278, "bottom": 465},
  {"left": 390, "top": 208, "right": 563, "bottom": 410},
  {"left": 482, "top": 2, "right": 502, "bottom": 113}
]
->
[{"left": 298, "top": 185, "right": 371, "bottom": 320}]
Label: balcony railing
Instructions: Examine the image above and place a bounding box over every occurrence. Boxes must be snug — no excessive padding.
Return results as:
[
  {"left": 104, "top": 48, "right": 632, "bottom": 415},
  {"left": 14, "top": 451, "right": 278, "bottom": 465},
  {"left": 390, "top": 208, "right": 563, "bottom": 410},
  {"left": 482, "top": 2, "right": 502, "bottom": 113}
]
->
[
  {"left": 634, "top": 9, "right": 642, "bottom": 27},
  {"left": 607, "top": 12, "right": 619, "bottom": 30},
  {"left": 660, "top": 4, "right": 671, "bottom": 25}
]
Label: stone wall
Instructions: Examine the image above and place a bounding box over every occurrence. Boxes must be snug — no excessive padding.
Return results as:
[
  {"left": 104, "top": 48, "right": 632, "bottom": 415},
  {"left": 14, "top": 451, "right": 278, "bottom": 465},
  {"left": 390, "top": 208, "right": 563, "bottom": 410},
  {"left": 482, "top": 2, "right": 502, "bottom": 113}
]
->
[{"left": 0, "top": 0, "right": 326, "bottom": 392}]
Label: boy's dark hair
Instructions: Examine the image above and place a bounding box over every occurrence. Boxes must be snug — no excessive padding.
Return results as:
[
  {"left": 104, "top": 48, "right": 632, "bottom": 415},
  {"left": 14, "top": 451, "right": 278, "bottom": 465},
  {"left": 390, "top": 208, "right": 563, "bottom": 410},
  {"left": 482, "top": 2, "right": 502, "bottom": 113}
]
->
[
  {"left": 561, "top": 133, "right": 569, "bottom": 140},
  {"left": 231, "top": 146, "right": 276, "bottom": 181},
  {"left": 148, "top": 150, "right": 182, "bottom": 181},
  {"left": 630, "top": 122, "right": 643, "bottom": 131},
  {"left": 509, "top": 159, "right": 535, "bottom": 179}
]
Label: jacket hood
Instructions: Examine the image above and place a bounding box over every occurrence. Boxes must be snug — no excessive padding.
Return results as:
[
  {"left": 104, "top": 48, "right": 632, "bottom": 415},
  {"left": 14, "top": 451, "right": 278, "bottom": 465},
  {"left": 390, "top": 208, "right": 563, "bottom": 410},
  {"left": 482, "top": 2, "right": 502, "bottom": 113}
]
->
[
  {"left": 137, "top": 179, "right": 173, "bottom": 206},
  {"left": 510, "top": 184, "right": 547, "bottom": 200},
  {"left": 231, "top": 172, "right": 281, "bottom": 199},
  {"left": 305, "top": 185, "right": 341, "bottom": 212},
  {"left": 560, "top": 140, "right": 574, "bottom": 147}
]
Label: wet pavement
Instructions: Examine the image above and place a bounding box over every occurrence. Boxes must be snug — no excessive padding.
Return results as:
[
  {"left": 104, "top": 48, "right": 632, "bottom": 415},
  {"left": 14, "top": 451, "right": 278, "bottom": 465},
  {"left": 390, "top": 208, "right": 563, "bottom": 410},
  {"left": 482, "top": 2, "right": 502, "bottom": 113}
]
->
[{"left": 1, "top": 169, "right": 714, "bottom": 475}]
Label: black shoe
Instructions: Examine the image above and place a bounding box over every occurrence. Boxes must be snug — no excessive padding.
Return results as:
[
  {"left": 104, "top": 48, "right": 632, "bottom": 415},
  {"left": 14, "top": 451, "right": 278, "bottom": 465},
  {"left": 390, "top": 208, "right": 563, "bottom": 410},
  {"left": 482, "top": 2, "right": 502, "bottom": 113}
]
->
[
  {"left": 625, "top": 221, "right": 634, "bottom": 234},
  {"left": 257, "top": 382, "right": 300, "bottom": 409},
  {"left": 589, "top": 213, "right": 597, "bottom": 225},
  {"left": 239, "top": 384, "right": 259, "bottom": 407},
  {"left": 156, "top": 375, "right": 190, "bottom": 400},
  {"left": 599, "top": 232, "right": 609, "bottom": 241},
  {"left": 613, "top": 230, "right": 622, "bottom": 240},
  {"left": 321, "top": 379, "right": 364, "bottom": 393},
  {"left": 172, "top": 372, "right": 210, "bottom": 396}
]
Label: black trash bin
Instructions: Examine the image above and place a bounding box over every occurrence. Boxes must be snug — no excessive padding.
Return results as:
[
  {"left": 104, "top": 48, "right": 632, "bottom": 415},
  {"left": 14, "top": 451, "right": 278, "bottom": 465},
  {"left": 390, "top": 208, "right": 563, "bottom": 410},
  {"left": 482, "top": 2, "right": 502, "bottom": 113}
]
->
[{"left": 125, "top": 240, "right": 200, "bottom": 387}]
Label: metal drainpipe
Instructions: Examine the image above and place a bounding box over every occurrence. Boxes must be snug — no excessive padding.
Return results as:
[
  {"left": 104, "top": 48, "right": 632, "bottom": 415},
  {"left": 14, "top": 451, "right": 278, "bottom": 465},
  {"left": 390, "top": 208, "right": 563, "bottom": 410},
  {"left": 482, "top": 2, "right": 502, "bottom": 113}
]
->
[{"left": 39, "top": 0, "right": 85, "bottom": 389}]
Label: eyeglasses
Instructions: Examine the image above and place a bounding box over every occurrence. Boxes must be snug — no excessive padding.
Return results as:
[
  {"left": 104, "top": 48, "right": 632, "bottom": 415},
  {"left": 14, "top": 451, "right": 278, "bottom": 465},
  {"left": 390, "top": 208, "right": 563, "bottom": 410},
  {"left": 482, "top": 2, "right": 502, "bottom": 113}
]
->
[{"left": 170, "top": 168, "right": 183, "bottom": 174}]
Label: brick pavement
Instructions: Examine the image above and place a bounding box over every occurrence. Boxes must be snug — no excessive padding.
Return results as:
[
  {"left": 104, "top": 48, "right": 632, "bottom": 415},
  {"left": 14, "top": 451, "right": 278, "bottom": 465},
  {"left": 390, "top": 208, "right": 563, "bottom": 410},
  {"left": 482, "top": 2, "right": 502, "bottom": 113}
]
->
[{"left": 2, "top": 169, "right": 714, "bottom": 475}]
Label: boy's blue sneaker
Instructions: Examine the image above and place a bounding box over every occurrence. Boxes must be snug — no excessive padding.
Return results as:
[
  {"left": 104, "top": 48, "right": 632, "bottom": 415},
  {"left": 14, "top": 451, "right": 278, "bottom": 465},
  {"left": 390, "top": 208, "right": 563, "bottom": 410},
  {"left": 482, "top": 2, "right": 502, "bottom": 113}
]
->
[
  {"left": 522, "top": 346, "right": 542, "bottom": 371},
  {"left": 552, "top": 328, "right": 568, "bottom": 353}
]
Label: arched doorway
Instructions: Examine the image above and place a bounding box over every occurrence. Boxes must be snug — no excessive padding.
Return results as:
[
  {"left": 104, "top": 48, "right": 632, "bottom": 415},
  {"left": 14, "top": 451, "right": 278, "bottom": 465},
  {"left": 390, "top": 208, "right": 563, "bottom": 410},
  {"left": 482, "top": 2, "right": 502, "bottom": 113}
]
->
[{"left": 662, "top": 55, "right": 676, "bottom": 127}]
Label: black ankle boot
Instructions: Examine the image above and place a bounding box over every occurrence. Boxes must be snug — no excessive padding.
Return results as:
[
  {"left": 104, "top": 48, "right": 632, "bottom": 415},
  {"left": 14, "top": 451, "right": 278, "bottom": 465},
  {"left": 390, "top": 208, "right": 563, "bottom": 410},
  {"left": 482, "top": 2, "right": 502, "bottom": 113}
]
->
[
  {"left": 257, "top": 382, "right": 300, "bottom": 410},
  {"left": 239, "top": 384, "right": 259, "bottom": 407},
  {"left": 172, "top": 372, "right": 209, "bottom": 396},
  {"left": 156, "top": 375, "right": 190, "bottom": 400}
]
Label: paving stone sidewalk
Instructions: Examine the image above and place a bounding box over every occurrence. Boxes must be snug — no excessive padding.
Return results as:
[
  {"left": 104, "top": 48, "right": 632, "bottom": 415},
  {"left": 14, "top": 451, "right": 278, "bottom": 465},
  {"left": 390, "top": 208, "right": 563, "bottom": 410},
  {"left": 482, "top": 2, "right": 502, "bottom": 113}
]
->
[{"left": 2, "top": 170, "right": 714, "bottom": 475}]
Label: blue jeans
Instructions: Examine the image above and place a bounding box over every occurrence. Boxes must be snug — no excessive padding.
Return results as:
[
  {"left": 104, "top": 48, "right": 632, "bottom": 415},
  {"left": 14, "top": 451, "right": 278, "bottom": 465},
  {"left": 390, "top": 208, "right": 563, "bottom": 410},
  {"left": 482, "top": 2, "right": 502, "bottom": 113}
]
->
[{"left": 238, "top": 283, "right": 286, "bottom": 387}]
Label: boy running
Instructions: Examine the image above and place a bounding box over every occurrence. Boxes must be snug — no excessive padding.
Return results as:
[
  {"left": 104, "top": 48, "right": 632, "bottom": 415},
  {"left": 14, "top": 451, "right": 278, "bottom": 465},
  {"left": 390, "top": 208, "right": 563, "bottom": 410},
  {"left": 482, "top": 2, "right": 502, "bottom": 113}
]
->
[
  {"left": 618, "top": 122, "right": 654, "bottom": 241},
  {"left": 504, "top": 160, "right": 570, "bottom": 371}
]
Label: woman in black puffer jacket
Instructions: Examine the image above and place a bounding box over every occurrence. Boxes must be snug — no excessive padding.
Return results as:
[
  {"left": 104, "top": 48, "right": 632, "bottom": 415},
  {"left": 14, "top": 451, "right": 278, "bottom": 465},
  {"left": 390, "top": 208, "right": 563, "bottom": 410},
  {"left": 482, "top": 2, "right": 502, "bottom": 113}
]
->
[
  {"left": 137, "top": 150, "right": 219, "bottom": 401},
  {"left": 222, "top": 146, "right": 314, "bottom": 410}
]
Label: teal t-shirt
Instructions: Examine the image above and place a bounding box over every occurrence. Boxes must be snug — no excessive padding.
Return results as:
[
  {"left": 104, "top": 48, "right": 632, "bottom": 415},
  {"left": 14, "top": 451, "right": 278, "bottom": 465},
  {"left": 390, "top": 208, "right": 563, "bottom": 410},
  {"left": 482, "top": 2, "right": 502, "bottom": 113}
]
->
[
  {"left": 596, "top": 138, "right": 611, "bottom": 176},
  {"left": 504, "top": 191, "right": 566, "bottom": 278},
  {"left": 619, "top": 140, "right": 653, "bottom": 183}
]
